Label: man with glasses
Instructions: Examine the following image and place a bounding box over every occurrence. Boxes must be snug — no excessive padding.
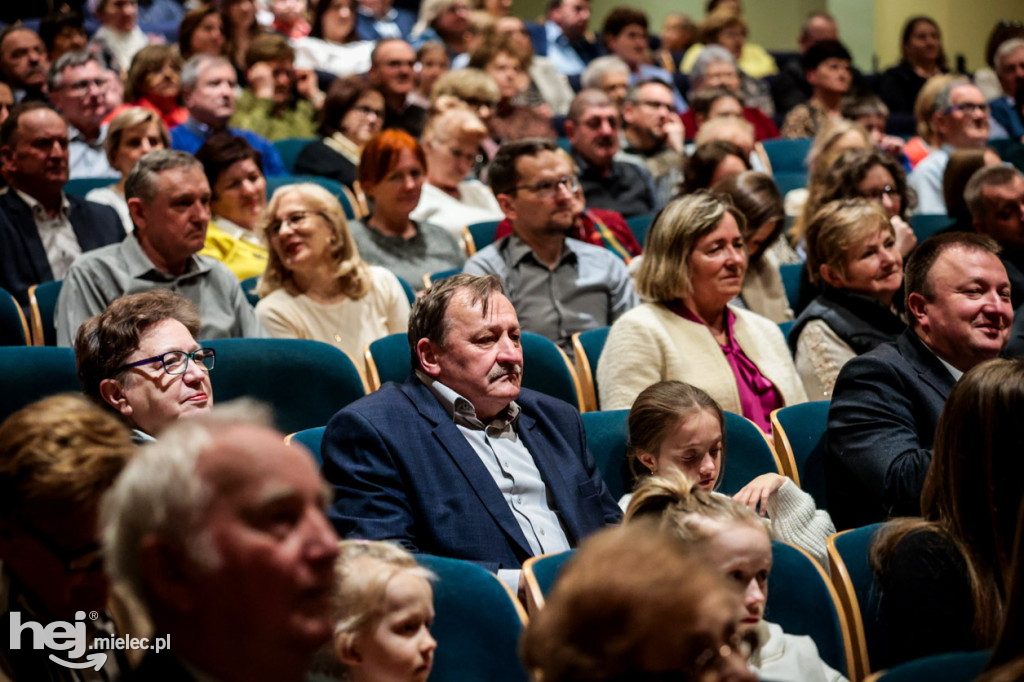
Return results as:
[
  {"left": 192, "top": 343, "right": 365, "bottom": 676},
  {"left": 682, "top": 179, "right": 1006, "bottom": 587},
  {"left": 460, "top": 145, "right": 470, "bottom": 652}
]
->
[
  {"left": 55, "top": 149, "right": 264, "bottom": 346},
  {"left": 464, "top": 138, "right": 638, "bottom": 355},
  {"left": 909, "top": 80, "right": 992, "bottom": 214},
  {"left": 0, "top": 102, "right": 124, "bottom": 306},
  {"left": 47, "top": 50, "right": 118, "bottom": 178},
  {"left": 75, "top": 289, "right": 215, "bottom": 441},
  {"left": 565, "top": 89, "right": 657, "bottom": 218},
  {"left": 368, "top": 39, "right": 426, "bottom": 137},
  {"left": 965, "top": 165, "right": 1024, "bottom": 308},
  {"left": 0, "top": 393, "right": 136, "bottom": 680},
  {"left": 619, "top": 79, "right": 685, "bottom": 207}
]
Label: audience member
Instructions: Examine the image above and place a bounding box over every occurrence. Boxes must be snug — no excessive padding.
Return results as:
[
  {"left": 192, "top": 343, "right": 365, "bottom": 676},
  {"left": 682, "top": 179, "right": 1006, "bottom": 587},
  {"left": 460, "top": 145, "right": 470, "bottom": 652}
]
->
[
  {"left": 468, "top": 36, "right": 555, "bottom": 143},
  {"left": 491, "top": 16, "right": 574, "bottom": 116},
  {"left": 255, "top": 182, "right": 409, "bottom": 373},
  {"left": 0, "top": 394, "right": 136, "bottom": 680},
  {"left": 351, "top": 129, "right": 465, "bottom": 289},
  {"left": 520, "top": 522, "right": 754, "bottom": 682},
  {"left": 90, "top": 0, "right": 149, "bottom": 74},
  {"left": 194, "top": 133, "right": 269, "bottom": 279},
  {"left": 600, "top": 8, "right": 686, "bottom": 112},
  {"left": 679, "top": 140, "right": 750, "bottom": 196},
  {"left": 47, "top": 50, "right": 118, "bottom": 178},
  {"left": 411, "top": 108, "right": 504, "bottom": 238},
  {"left": 540, "top": 0, "right": 599, "bottom": 77},
  {"left": 598, "top": 191, "right": 807, "bottom": 429},
  {"left": 908, "top": 81, "right": 992, "bottom": 214},
  {"left": 410, "top": 40, "right": 449, "bottom": 107},
  {"left": 270, "top": 0, "right": 311, "bottom": 38},
  {"left": 841, "top": 94, "right": 906, "bottom": 159},
  {"left": 566, "top": 89, "right": 657, "bottom": 217},
  {"left": 654, "top": 13, "right": 697, "bottom": 72},
  {"left": 293, "top": 0, "right": 376, "bottom": 77},
  {"left": 976, "top": 498, "right": 1024, "bottom": 682},
  {"left": 681, "top": 6, "right": 777, "bottom": 81},
  {"left": 781, "top": 40, "right": 852, "bottom": 139},
  {"left": 623, "top": 471, "right": 842, "bottom": 682},
  {"left": 410, "top": 0, "right": 471, "bottom": 55},
  {"left": 464, "top": 138, "right": 638, "bottom": 353},
  {"left": 966, "top": 166, "right": 1024, "bottom": 309},
  {"left": 322, "top": 273, "right": 622, "bottom": 594},
  {"left": 222, "top": 0, "right": 265, "bottom": 74},
  {"left": 944, "top": 147, "right": 1003, "bottom": 233},
  {"left": 368, "top": 38, "right": 427, "bottom": 137},
  {"left": 0, "top": 26, "right": 50, "bottom": 104},
  {"left": 771, "top": 12, "right": 838, "bottom": 115},
  {"left": 356, "top": 0, "right": 417, "bottom": 41},
  {"left": 579, "top": 55, "right": 629, "bottom": 106},
  {"left": 231, "top": 33, "right": 319, "bottom": 141},
  {"left": 55, "top": 149, "right": 264, "bottom": 345},
  {"left": 684, "top": 49, "right": 778, "bottom": 138},
  {"left": 870, "top": 359, "right": 1024, "bottom": 668},
  {"left": 0, "top": 82, "right": 13, "bottom": 127},
  {"left": 178, "top": 6, "right": 227, "bottom": 60},
  {"left": 827, "top": 232, "right": 1013, "bottom": 530},
  {"left": 904, "top": 73, "right": 961, "bottom": 168},
  {"left": 878, "top": 16, "right": 949, "bottom": 114},
  {"left": 619, "top": 78, "right": 685, "bottom": 207},
  {"left": 0, "top": 102, "right": 124, "bottom": 306},
  {"left": 989, "top": 38, "right": 1024, "bottom": 141},
  {"left": 75, "top": 289, "right": 213, "bottom": 441},
  {"left": 101, "top": 403, "right": 339, "bottom": 682},
  {"left": 86, "top": 106, "right": 170, "bottom": 233},
  {"left": 111, "top": 44, "right": 188, "bottom": 129},
  {"left": 976, "top": 20, "right": 1024, "bottom": 102},
  {"left": 694, "top": 114, "right": 771, "bottom": 174},
  {"left": 38, "top": 10, "right": 89, "bottom": 63},
  {"left": 429, "top": 67, "right": 501, "bottom": 163}
]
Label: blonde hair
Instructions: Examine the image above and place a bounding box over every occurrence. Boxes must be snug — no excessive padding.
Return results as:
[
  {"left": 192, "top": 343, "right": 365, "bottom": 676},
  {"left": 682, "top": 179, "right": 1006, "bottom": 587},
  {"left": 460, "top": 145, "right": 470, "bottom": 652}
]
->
[
  {"left": 635, "top": 191, "right": 746, "bottom": 301},
  {"left": 105, "top": 107, "right": 170, "bottom": 167},
  {"left": 695, "top": 114, "right": 755, "bottom": 150},
  {"left": 256, "top": 183, "right": 372, "bottom": 300},
  {"left": 804, "top": 199, "right": 894, "bottom": 286},
  {"left": 422, "top": 107, "right": 488, "bottom": 147},
  {"left": 627, "top": 381, "right": 724, "bottom": 480},
  {"left": 915, "top": 74, "right": 967, "bottom": 142}
]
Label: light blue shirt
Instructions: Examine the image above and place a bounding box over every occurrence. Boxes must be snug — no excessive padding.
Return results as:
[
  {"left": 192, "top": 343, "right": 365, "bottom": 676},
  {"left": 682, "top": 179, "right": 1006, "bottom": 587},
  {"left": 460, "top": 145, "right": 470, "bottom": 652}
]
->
[
  {"left": 908, "top": 146, "right": 951, "bottom": 214},
  {"left": 68, "top": 123, "right": 117, "bottom": 179},
  {"left": 544, "top": 21, "right": 586, "bottom": 76}
]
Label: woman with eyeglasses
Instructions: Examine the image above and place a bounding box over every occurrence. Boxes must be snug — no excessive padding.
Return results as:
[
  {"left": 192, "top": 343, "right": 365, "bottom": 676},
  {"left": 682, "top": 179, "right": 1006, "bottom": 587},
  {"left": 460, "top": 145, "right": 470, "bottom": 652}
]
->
[
  {"left": 349, "top": 129, "right": 466, "bottom": 291},
  {"left": 410, "top": 108, "right": 505, "bottom": 243},
  {"left": 255, "top": 183, "right": 410, "bottom": 377}
]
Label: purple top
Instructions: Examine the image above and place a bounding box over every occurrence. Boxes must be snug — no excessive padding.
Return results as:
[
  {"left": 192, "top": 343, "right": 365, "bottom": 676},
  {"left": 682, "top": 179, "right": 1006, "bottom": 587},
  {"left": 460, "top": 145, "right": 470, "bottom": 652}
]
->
[{"left": 667, "top": 301, "right": 782, "bottom": 433}]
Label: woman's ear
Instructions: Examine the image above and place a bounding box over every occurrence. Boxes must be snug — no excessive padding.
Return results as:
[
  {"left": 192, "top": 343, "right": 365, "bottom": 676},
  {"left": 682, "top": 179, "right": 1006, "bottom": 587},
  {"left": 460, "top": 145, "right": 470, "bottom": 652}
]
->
[
  {"left": 636, "top": 451, "right": 658, "bottom": 474},
  {"left": 336, "top": 632, "right": 362, "bottom": 667},
  {"left": 99, "top": 378, "right": 133, "bottom": 419},
  {"left": 819, "top": 263, "right": 846, "bottom": 289}
]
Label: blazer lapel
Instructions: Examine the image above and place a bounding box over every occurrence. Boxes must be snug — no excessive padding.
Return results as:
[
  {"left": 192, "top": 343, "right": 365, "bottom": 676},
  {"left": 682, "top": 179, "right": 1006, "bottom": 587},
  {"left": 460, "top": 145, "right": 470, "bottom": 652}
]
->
[
  {"left": 399, "top": 380, "right": 534, "bottom": 558},
  {"left": 0, "top": 190, "right": 53, "bottom": 281},
  {"left": 899, "top": 331, "right": 956, "bottom": 399}
]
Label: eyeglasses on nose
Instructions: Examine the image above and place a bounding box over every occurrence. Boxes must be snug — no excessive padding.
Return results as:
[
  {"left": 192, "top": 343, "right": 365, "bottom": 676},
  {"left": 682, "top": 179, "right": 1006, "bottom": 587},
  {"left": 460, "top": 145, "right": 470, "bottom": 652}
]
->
[
  {"left": 62, "top": 77, "right": 107, "bottom": 95},
  {"left": 447, "top": 146, "right": 483, "bottom": 165},
  {"left": 270, "top": 210, "right": 326, "bottom": 233},
  {"left": 947, "top": 102, "right": 989, "bottom": 116},
  {"left": 117, "top": 348, "right": 216, "bottom": 376},
  {"left": 515, "top": 174, "right": 580, "bottom": 197},
  {"left": 859, "top": 184, "right": 898, "bottom": 201}
]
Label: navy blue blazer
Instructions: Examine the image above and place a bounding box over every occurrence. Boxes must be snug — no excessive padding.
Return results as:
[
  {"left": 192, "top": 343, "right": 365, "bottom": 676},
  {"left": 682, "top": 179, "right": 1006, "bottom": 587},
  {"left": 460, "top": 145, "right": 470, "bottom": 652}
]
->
[
  {"left": 825, "top": 329, "right": 955, "bottom": 530},
  {"left": 322, "top": 379, "right": 622, "bottom": 572},
  {"left": 0, "top": 188, "right": 124, "bottom": 306},
  {"left": 355, "top": 8, "right": 416, "bottom": 41}
]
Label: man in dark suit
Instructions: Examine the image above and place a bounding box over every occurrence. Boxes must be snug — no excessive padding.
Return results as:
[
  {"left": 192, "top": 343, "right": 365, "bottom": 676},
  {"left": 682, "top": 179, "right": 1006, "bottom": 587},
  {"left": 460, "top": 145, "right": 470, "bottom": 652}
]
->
[
  {"left": 0, "top": 101, "right": 123, "bottom": 306},
  {"left": 965, "top": 165, "right": 1024, "bottom": 308},
  {"left": 323, "top": 274, "right": 622, "bottom": 595},
  {"left": 827, "top": 233, "right": 1013, "bottom": 530},
  {"left": 355, "top": 0, "right": 416, "bottom": 41}
]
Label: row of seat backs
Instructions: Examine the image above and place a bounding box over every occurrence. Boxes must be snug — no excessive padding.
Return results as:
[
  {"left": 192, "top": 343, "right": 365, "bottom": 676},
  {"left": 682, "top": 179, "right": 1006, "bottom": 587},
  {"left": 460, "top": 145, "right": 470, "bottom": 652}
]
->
[{"left": 0, "top": 283, "right": 58, "bottom": 348}]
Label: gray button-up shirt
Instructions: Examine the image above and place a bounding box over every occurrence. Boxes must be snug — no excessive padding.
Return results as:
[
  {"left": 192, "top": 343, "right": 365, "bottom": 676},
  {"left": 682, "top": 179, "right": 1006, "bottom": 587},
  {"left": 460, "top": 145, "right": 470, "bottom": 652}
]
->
[{"left": 463, "top": 234, "right": 639, "bottom": 355}]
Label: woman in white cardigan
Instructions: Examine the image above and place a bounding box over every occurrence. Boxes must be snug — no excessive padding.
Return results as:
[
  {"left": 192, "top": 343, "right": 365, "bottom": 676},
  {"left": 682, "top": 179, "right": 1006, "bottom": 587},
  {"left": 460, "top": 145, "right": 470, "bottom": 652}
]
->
[{"left": 597, "top": 191, "right": 806, "bottom": 430}]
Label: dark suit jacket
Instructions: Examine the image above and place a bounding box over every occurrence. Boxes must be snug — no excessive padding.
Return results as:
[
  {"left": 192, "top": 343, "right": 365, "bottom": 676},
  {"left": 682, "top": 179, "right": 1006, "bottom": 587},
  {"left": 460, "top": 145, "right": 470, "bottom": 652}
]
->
[
  {"left": 322, "top": 379, "right": 622, "bottom": 572},
  {"left": 826, "top": 329, "right": 955, "bottom": 530},
  {"left": 0, "top": 188, "right": 124, "bottom": 306},
  {"left": 355, "top": 8, "right": 416, "bottom": 41}
]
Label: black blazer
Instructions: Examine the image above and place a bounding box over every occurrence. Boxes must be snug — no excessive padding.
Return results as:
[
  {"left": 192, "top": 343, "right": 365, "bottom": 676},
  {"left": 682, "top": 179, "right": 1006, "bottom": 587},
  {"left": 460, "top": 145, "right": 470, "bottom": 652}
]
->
[
  {"left": 825, "top": 329, "right": 955, "bottom": 530},
  {"left": 0, "top": 188, "right": 124, "bottom": 306}
]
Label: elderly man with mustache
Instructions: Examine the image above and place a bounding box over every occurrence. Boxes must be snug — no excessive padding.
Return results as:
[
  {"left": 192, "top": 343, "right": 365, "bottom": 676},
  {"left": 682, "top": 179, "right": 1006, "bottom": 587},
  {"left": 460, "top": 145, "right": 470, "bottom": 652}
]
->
[
  {"left": 322, "top": 273, "right": 622, "bottom": 598},
  {"left": 565, "top": 88, "right": 657, "bottom": 217}
]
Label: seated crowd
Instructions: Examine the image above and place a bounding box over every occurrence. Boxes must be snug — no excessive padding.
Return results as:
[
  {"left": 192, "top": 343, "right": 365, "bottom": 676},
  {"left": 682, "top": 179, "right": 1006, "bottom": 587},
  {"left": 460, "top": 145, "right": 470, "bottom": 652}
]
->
[{"left": 3, "top": 1, "right": 1024, "bottom": 681}]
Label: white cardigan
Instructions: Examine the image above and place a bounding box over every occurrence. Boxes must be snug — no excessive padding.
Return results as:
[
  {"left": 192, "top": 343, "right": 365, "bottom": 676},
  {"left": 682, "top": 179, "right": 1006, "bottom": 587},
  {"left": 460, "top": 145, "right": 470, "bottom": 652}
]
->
[{"left": 597, "top": 302, "right": 807, "bottom": 414}]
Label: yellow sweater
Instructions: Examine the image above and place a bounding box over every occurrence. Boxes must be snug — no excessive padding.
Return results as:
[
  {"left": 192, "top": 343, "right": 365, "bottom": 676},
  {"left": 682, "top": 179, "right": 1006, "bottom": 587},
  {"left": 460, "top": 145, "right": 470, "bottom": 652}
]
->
[{"left": 198, "top": 221, "right": 269, "bottom": 281}]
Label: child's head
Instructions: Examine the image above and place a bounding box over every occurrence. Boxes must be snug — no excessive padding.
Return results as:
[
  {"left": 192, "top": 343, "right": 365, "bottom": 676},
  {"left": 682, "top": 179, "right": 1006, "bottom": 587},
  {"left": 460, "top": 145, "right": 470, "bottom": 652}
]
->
[
  {"left": 624, "top": 470, "right": 772, "bottom": 634},
  {"left": 627, "top": 381, "right": 725, "bottom": 492},
  {"left": 329, "top": 540, "right": 437, "bottom": 682}
]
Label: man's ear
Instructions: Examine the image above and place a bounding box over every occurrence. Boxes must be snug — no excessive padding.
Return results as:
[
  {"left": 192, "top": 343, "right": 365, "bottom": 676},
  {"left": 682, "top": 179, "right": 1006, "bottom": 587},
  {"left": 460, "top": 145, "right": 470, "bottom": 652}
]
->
[
  {"left": 621, "top": 101, "right": 636, "bottom": 126},
  {"left": 99, "top": 378, "right": 134, "bottom": 419},
  {"left": 818, "top": 263, "right": 845, "bottom": 289},
  {"left": 416, "top": 338, "right": 442, "bottom": 377},
  {"left": 1, "top": 145, "right": 15, "bottom": 175},
  {"left": 564, "top": 119, "right": 577, "bottom": 143},
  {"left": 139, "top": 533, "right": 202, "bottom": 614},
  {"left": 906, "top": 291, "right": 928, "bottom": 326},
  {"left": 931, "top": 110, "right": 950, "bottom": 140},
  {"left": 335, "top": 632, "right": 362, "bottom": 666},
  {"left": 496, "top": 192, "right": 517, "bottom": 221},
  {"left": 127, "top": 197, "right": 147, "bottom": 232}
]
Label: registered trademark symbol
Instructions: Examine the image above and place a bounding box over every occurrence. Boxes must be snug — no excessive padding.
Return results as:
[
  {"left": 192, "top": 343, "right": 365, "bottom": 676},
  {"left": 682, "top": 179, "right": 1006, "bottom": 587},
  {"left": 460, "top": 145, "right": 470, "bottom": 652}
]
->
[{"left": 89, "top": 611, "right": 99, "bottom": 621}]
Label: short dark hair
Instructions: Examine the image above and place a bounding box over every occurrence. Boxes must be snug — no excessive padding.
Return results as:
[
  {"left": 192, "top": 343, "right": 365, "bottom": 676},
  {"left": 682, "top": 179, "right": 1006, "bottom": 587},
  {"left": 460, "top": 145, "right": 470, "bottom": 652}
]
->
[
  {"left": 487, "top": 137, "right": 559, "bottom": 196},
  {"left": 75, "top": 290, "right": 202, "bottom": 410},
  {"left": 601, "top": 7, "right": 647, "bottom": 38},
  {"left": 679, "top": 140, "right": 748, "bottom": 196},
  {"left": 38, "top": 10, "right": 85, "bottom": 52},
  {"left": 125, "top": 149, "right": 203, "bottom": 203},
  {"left": 243, "top": 33, "right": 294, "bottom": 70},
  {"left": 320, "top": 75, "right": 381, "bottom": 137},
  {"left": 194, "top": 133, "right": 263, "bottom": 199},
  {"left": 0, "top": 102, "right": 59, "bottom": 149},
  {"left": 624, "top": 78, "right": 673, "bottom": 105},
  {"left": 689, "top": 85, "right": 741, "bottom": 118},
  {"left": 801, "top": 39, "right": 851, "bottom": 71},
  {"left": 904, "top": 232, "right": 1001, "bottom": 326},
  {"left": 407, "top": 274, "right": 504, "bottom": 372},
  {"left": 965, "top": 165, "right": 1023, "bottom": 222}
]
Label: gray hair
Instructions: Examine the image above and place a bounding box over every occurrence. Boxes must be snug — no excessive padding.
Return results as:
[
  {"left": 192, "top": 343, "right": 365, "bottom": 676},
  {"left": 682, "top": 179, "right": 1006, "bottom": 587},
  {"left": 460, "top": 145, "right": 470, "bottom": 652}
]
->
[
  {"left": 180, "top": 54, "right": 233, "bottom": 92},
  {"left": 101, "top": 400, "right": 274, "bottom": 616},
  {"left": 581, "top": 55, "right": 629, "bottom": 90},
  {"left": 690, "top": 44, "right": 736, "bottom": 87},
  {"left": 965, "top": 165, "right": 1023, "bottom": 221},
  {"left": 46, "top": 49, "right": 100, "bottom": 91},
  {"left": 933, "top": 78, "right": 973, "bottom": 117},
  {"left": 125, "top": 149, "right": 203, "bottom": 202},
  {"left": 995, "top": 38, "right": 1024, "bottom": 73}
]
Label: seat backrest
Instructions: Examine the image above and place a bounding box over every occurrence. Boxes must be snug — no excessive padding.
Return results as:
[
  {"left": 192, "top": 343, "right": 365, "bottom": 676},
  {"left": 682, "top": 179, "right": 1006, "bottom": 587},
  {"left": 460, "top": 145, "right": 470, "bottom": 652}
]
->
[
  {"left": 521, "top": 331, "right": 581, "bottom": 410},
  {"left": 365, "top": 333, "right": 412, "bottom": 391},
  {"left": 522, "top": 550, "right": 576, "bottom": 616},
  {"left": 207, "top": 338, "right": 365, "bottom": 433},
  {"left": 778, "top": 320, "right": 795, "bottom": 343},
  {"left": 423, "top": 267, "right": 463, "bottom": 289},
  {"left": 779, "top": 263, "right": 804, "bottom": 311},
  {"left": 580, "top": 409, "right": 632, "bottom": 501},
  {"left": 772, "top": 170, "right": 809, "bottom": 196},
  {"left": 625, "top": 212, "right": 655, "bottom": 247},
  {"left": 0, "top": 347, "right": 78, "bottom": 422},
  {"left": 415, "top": 555, "right": 529, "bottom": 682},
  {"left": 866, "top": 650, "right": 990, "bottom": 682},
  {"left": 264, "top": 175, "right": 355, "bottom": 219},
  {"left": 571, "top": 327, "right": 608, "bottom": 412},
  {"left": 771, "top": 401, "right": 830, "bottom": 510},
  {"left": 240, "top": 275, "right": 260, "bottom": 307},
  {"left": 910, "top": 214, "right": 955, "bottom": 242},
  {"left": 761, "top": 138, "right": 813, "bottom": 173},
  {"left": 828, "top": 523, "right": 886, "bottom": 681},
  {"left": 272, "top": 137, "right": 314, "bottom": 173},
  {"left": 28, "top": 280, "right": 62, "bottom": 346},
  {"left": 766, "top": 540, "right": 852, "bottom": 678},
  {"left": 0, "top": 287, "right": 29, "bottom": 346},
  {"left": 286, "top": 426, "right": 326, "bottom": 466},
  {"left": 64, "top": 177, "right": 114, "bottom": 197},
  {"left": 718, "top": 412, "right": 782, "bottom": 496},
  {"left": 467, "top": 220, "right": 500, "bottom": 253}
]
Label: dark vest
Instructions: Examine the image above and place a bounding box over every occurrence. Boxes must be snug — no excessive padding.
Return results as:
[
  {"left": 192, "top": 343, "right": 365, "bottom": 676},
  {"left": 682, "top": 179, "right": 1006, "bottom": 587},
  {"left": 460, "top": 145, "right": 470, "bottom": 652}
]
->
[{"left": 789, "top": 286, "right": 906, "bottom": 356}]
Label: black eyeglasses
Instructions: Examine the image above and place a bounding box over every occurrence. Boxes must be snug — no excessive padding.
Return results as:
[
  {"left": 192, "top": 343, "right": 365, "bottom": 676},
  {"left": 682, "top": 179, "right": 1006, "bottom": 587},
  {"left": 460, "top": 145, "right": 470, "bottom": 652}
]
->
[
  {"left": 858, "top": 184, "right": 898, "bottom": 201},
  {"left": 514, "top": 174, "right": 580, "bottom": 198},
  {"left": 116, "top": 348, "right": 216, "bottom": 376},
  {"left": 946, "top": 102, "right": 989, "bottom": 116}
]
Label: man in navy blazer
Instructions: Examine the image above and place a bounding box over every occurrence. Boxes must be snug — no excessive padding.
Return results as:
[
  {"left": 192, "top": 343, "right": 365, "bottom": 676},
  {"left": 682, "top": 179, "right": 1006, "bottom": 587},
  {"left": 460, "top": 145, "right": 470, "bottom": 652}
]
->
[
  {"left": 0, "top": 102, "right": 123, "bottom": 306},
  {"left": 323, "top": 274, "right": 621, "bottom": 592},
  {"left": 826, "top": 233, "right": 1013, "bottom": 530},
  {"left": 355, "top": 0, "right": 416, "bottom": 41}
]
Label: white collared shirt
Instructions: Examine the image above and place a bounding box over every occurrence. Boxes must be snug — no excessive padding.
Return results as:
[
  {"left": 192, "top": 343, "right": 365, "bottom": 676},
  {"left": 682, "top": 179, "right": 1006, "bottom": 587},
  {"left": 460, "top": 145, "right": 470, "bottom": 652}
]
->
[{"left": 14, "top": 188, "right": 80, "bottom": 279}]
